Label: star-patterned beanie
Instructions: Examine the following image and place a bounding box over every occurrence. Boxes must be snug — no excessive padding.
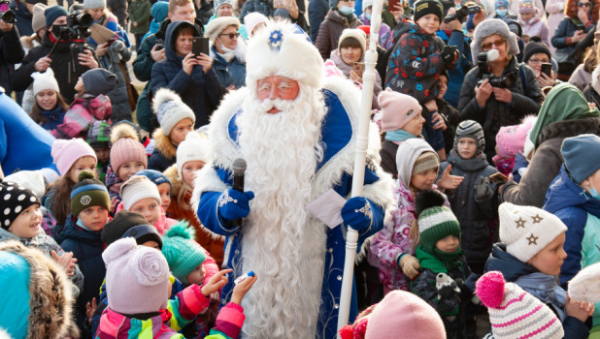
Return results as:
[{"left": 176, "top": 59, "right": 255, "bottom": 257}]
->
[
  {"left": 0, "top": 181, "right": 41, "bottom": 229},
  {"left": 499, "top": 202, "right": 567, "bottom": 263}
]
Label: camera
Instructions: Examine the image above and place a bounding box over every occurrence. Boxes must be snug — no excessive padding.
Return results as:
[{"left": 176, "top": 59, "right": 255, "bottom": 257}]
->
[
  {"left": 444, "top": 5, "right": 481, "bottom": 24},
  {"left": 58, "top": 11, "right": 93, "bottom": 40},
  {"left": 477, "top": 51, "right": 516, "bottom": 89},
  {"left": 0, "top": 0, "right": 15, "bottom": 24}
]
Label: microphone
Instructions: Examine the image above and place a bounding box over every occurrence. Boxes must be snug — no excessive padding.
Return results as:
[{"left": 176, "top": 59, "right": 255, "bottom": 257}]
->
[{"left": 232, "top": 158, "right": 247, "bottom": 226}]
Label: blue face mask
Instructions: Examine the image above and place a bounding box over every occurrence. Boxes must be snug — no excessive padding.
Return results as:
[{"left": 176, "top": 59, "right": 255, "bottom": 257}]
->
[
  {"left": 590, "top": 187, "right": 600, "bottom": 201},
  {"left": 496, "top": 9, "right": 508, "bottom": 17},
  {"left": 365, "top": 13, "right": 371, "bottom": 20},
  {"left": 340, "top": 5, "right": 354, "bottom": 15}
]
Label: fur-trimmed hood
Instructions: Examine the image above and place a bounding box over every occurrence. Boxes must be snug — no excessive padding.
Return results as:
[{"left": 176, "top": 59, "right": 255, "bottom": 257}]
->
[
  {"left": 0, "top": 240, "right": 77, "bottom": 339},
  {"left": 152, "top": 128, "right": 178, "bottom": 160},
  {"left": 164, "top": 163, "right": 182, "bottom": 196}
]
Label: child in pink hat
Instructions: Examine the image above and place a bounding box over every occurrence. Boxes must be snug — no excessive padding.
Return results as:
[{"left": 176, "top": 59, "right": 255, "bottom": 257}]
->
[{"left": 493, "top": 116, "right": 536, "bottom": 177}]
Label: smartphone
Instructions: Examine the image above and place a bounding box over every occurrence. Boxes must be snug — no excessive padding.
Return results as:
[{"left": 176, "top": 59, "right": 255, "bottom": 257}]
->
[
  {"left": 192, "top": 37, "right": 209, "bottom": 56},
  {"left": 388, "top": 0, "right": 400, "bottom": 11},
  {"left": 541, "top": 63, "right": 552, "bottom": 78},
  {"left": 155, "top": 38, "right": 165, "bottom": 50},
  {"left": 353, "top": 62, "right": 365, "bottom": 76},
  {"left": 489, "top": 172, "right": 508, "bottom": 185},
  {"left": 273, "top": 0, "right": 288, "bottom": 9}
]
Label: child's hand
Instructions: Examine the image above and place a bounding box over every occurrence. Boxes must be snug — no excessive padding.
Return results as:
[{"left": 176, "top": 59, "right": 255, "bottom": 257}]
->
[
  {"left": 566, "top": 295, "right": 594, "bottom": 323},
  {"left": 399, "top": 254, "right": 420, "bottom": 279},
  {"left": 201, "top": 269, "right": 232, "bottom": 297},
  {"left": 431, "top": 113, "right": 446, "bottom": 131},
  {"left": 231, "top": 275, "right": 258, "bottom": 305},
  {"left": 86, "top": 297, "right": 97, "bottom": 324},
  {"left": 110, "top": 196, "right": 119, "bottom": 214},
  {"left": 438, "top": 165, "right": 464, "bottom": 190},
  {"left": 51, "top": 250, "right": 77, "bottom": 277}
]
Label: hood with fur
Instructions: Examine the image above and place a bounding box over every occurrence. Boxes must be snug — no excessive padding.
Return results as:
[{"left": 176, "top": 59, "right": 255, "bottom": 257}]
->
[{"left": 152, "top": 128, "right": 178, "bottom": 160}]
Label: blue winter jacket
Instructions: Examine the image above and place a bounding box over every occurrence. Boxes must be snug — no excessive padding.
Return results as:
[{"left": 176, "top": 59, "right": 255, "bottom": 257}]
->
[
  {"left": 308, "top": 0, "right": 329, "bottom": 42},
  {"left": 0, "top": 89, "right": 56, "bottom": 175},
  {"left": 151, "top": 21, "right": 224, "bottom": 128},
  {"left": 436, "top": 29, "right": 472, "bottom": 108},
  {"left": 210, "top": 45, "right": 246, "bottom": 89},
  {"left": 9, "top": 0, "right": 33, "bottom": 37},
  {"left": 60, "top": 216, "right": 106, "bottom": 333}
]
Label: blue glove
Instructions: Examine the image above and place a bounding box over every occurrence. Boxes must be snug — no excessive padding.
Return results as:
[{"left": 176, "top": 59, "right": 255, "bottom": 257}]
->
[
  {"left": 217, "top": 189, "right": 255, "bottom": 221},
  {"left": 341, "top": 197, "right": 374, "bottom": 231}
]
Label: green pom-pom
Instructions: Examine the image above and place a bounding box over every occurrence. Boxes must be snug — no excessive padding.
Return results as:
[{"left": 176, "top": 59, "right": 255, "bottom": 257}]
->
[
  {"left": 78, "top": 170, "right": 95, "bottom": 182},
  {"left": 165, "top": 221, "right": 195, "bottom": 240}
]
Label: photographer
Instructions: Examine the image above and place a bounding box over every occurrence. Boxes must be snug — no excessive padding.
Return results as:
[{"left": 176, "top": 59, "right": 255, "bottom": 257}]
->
[
  {"left": 0, "top": 8, "right": 25, "bottom": 94},
  {"left": 457, "top": 19, "right": 542, "bottom": 162},
  {"left": 11, "top": 6, "right": 99, "bottom": 103}
]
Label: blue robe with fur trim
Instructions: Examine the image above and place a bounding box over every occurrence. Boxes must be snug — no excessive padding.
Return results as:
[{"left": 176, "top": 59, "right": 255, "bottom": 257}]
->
[{"left": 193, "top": 78, "right": 393, "bottom": 339}]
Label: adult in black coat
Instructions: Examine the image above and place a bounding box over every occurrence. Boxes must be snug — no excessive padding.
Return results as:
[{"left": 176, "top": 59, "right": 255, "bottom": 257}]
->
[
  {"left": 0, "top": 16, "right": 25, "bottom": 94},
  {"left": 11, "top": 7, "right": 99, "bottom": 103}
]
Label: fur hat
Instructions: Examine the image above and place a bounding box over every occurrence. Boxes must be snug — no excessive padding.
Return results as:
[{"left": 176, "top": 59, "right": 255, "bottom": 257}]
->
[
  {"left": 206, "top": 16, "right": 240, "bottom": 43},
  {"left": 70, "top": 171, "right": 110, "bottom": 219},
  {"left": 495, "top": 116, "right": 536, "bottom": 159},
  {"left": 83, "top": 0, "right": 106, "bottom": 9},
  {"left": 476, "top": 271, "right": 564, "bottom": 339},
  {"left": 416, "top": 190, "right": 460, "bottom": 251},
  {"left": 176, "top": 132, "right": 210, "bottom": 181},
  {"left": 4, "top": 170, "right": 47, "bottom": 199},
  {"left": 561, "top": 134, "right": 600, "bottom": 185},
  {"left": 109, "top": 123, "right": 147, "bottom": 174},
  {"left": 161, "top": 222, "right": 207, "bottom": 284},
  {"left": 120, "top": 176, "right": 162, "bottom": 211},
  {"left": 338, "top": 28, "right": 366, "bottom": 56},
  {"left": 81, "top": 68, "right": 117, "bottom": 96},
  {"left": 454, "top": 120, "right": 485, "bottom": 155},
  {"left": 568, "top": 262, "right": 600, "bottom": 303},
  {"left": 51, "top": 138, "right": 97, "bottom": 176},
  {"left": 246, "top": 20, "right": 324, "bottom": 93},
  {"left": 86, "top": 120, "right": 112, "bottom": 149},
  {"left": 245, "top": 12, "right": 268, "bottom": 36},
  {"left": 152, "top": 88, "right": 196, "bottom": 137},
  {"left": 0, "top": 181, "right": 41, "bottom": 229},
  {"left": 470, "top": 19, "right": 520, "bottom": 59},
  {"left": 102, "top": 210, "right": 162, "bottom": 248},
  {"left": 499, "top": 202, "right": 567, "bottom": 263},
  {"left": 413, "top": 0, "right": 444, "bottom": 22},
  {"left": 378, "top": 88, "right": 422, "bottom": 132},
  {"left": 213, "top": 0, "right": 232, "bottom": 10},
  {"left": 103, "top": 237, "right": 170, "bottom": 315},
  {"left": 0, "top": 241, "right": 76, "bottom": 339},
  {"left": 32, "top": 3, "right": 47, "bottom": 34}
]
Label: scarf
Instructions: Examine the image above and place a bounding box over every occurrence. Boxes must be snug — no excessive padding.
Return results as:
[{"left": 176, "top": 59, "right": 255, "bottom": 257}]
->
[
  {"left": 515, "top": 272, "right": 567, "bottom": 321},
  {"left": 415, "top": 244, "right": 465, "bottom": 275},
  {"left": 385, "top": 129, "right": 417, "bottom": 143},
  {"left": 216, "top": 49, "right": 235, "bottom": 63}
]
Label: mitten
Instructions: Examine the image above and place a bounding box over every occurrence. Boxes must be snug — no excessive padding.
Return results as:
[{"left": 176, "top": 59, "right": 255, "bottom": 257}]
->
[
  {"left": 474, "top": 176, "right": 492, "bottom": 200},
  {"left": 440, "top": 45, "right": 459, "bottom": 65},
  {"left": 217, "top": 189, "right": 255, "bottom": 221},
  {"left": 341, "top": 197, "right": 374, "bottom": 231}
]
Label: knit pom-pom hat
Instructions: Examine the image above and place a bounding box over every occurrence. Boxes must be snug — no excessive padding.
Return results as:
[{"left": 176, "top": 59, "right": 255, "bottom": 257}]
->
[
  {"left": 51, "top": 139, "right": 97, "bottom": 177},
  {"left": 476, "top": 271, "right": 564, "bottom": 339},
  {"left": 454, "top": 120, "right": 485, "bottom": 155},
  {"left": 161, "top": 222, "right": 207, "bottom": 284},
  {"left": 70, "top": 171, "right": 110, "bottom": 218},
  {"left": 377, "top": 88, "right": 422, "bottom": 133},
  {"left": 120, "top": 176, "right": 162, "bottom": 211},
  {"left": 568, "top": 262, "right": 600, "bottom": 303},
  {"left": 0, "top": 181, "right": 41, "bottom": 229},
  {"left": 176, "top": 132, "right": 210, "bottom": 180},
  {"left": 152, "top": 88, "right": 196, "bottom": 137},
  {"left": 495, "top": 115, "right": 536, "bottom": 159},
  {"left": 109, "top": 123, "right": 147, "bottom": 174},
  {"left": 416, "top": 190, "right": 460, "bottom": 251}
]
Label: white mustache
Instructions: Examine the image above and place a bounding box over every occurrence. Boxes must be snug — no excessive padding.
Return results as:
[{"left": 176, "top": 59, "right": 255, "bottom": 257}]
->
[{"left": 257, "top": 98, "right": 295, "bottom": 113}]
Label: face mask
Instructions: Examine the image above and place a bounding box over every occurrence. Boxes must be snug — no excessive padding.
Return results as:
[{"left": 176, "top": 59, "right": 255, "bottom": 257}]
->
[
  {"left": 340, "top": 5, "right": 354, "bottom": 15},
  {"left": 590, "top": 187, "right": 600, "bottom": 201},
  {"left": 365, "top": 13, "right": 371, "bottom": 20},
  {"left": 496, "top": 9, "right": 508, "bottom": 17},
  {"left": 51, "top": 24, "right": 66, "bottom": 38},
  {"left": 219, "top": 43, "right": 235, "bottom": 53}
]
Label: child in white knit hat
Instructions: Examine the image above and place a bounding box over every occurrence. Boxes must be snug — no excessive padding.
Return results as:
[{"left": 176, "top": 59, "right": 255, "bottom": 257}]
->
[
  {"left": 479, "top": 202, "right": 593, "bottom": 338},
  {"left": 148, "top": 88, "right": 196, "bottom": 173},
  {"left": 165, "top": 131, "right": 225, "bottom": 266}
]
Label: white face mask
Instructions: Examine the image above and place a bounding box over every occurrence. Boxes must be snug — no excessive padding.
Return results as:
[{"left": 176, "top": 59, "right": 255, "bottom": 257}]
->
[
  {"left": 339, "top": 5, "right": 354, "bottom": 15},
  {"left": 219, "top": 42, "right": 235, "bottom": 53}
]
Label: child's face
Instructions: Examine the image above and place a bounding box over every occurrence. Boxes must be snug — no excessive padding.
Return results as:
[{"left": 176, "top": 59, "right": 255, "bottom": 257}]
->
[
  {"left": 402, "top": 110, "right": 425, "bottom": 136},
  {"left": 75, "top": 78, "right": 85, "bottom": 93},
  {"left": 142, "top": 240, "right": 161, "bottom": 249},
  {"left": 182, "top": 160, "right": 205, "bottom": 186},
  {"left": 169, "top": 119, "right": 194, "bottom": 146},
  {"left": 186, "top": 263, "right": 206, "bottom": 286},
  {"left": 410, "top": 167, "right": 438, "bottom": 191},
  {"left": 8, "top": 204, "right": 42, "bottom": 239},
  {"left": 457, "top": 138, "right": 477, "bottom": 159},
  {"left": 93, "top": 147, "right": 111, "bottom": 164},
  {"left": 520, "top": 12, "right": 533, "bottom": 21},
  {"left": 157, "top": 183, "right": 171, "bottom": 212},
  {"left": 69, "top": 156, "right": 97, "bottom": 183},
  {"left": 36, "top": 89, "right": 58, "bottom": 111},
  {"left": 130, "top": 197, "right": 161, "bottom": 225},
  {"left": 117, "top": 161, "right": 146, "bottom": 182},
  {"left": 528, "top": 232, "right": 566, "bottom": 276},
  {"left": 435, "top": 235, "right": 459, "bottom": 253},
  {"left": 415, "top": 13, "right": 440, "bottom": 35},
  {"left": 437, "top": 75, "right": 448, "bottom": 99},
  {"left": 78, "top": 205, "right": 109, "bottom": 232}
]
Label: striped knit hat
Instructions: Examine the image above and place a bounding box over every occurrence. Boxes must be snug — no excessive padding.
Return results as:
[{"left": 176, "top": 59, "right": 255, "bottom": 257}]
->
[
  {"left": 476, "top": 271, "right": 564, "bottom": 339},
  {"left": 416, "top": 190, "right": 460, "bottom": 251},
  {"left": 70, "top": 171, "right": 110, "bottom": 218},
  {"left": 454, "top": 120, "right": 485, "bottom": 155}
]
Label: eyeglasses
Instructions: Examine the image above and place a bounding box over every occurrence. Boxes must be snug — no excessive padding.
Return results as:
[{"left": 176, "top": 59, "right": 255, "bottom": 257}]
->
[
  {"left": 577, "top": 2, "right": 592, "bottom": 7},
  {"left": 481, "top": 38, "right": 506, "bottom": 50},
  {"left": 220, "top": 33, "right": 240, "bottom": 39},
  {"left": 528, "top": 58, "right": 549, "bottom": 64}
]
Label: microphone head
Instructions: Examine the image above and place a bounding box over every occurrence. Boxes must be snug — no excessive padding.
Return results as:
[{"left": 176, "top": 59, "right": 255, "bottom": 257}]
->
[
  {"left": 487, "top": 49, "right": 499, "bottom": 62},
  {"left": 232, "top": 158, "right": 247, "bottom": 175}
]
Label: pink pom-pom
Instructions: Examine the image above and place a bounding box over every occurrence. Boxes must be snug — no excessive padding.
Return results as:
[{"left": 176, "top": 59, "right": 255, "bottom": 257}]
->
[
  {"left": 476, "top": 271, "right": 506, "bottom": 309},
  {"left": 339, "top": 325, "right": 354, "bottom": 339}
]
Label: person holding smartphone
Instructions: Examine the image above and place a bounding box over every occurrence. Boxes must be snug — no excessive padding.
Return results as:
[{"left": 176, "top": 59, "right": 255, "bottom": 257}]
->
[{"left": 523, "top": 41, "right": 557, "bottom": 89}]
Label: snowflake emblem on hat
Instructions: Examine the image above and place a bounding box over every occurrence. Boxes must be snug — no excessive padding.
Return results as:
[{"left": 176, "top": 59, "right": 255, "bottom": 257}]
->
[
  {"left": 269, "top": 29, "right": 283, "bottom": 51},
  {"left": 527, "top": 233, "right": 539, "bottom": 245},
  {"left": 80, "top": 195, "right": 92, "bottom": 206}
]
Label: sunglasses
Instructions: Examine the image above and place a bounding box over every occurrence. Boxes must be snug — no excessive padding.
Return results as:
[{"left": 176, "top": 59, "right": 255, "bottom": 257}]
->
[
  {"left": 577, "top": 2, "right": 592, "bottom": 7},
  {"left": 481, "top": 38, "right": 506, "bottom": 50},
  {"left": 220, "top": 32, "right": 240, "bottom": 39}
]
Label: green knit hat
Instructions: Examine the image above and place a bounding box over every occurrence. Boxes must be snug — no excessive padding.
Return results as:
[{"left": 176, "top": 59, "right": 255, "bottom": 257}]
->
[
  {"left": 416, "top": 190, "right": 460, "bottom": 251},
  {"left": 70, "top": 171, "right": 110, "bottom": 218},
  {"left": 161, "top": 222, "right": 207, "bottom": 284}
]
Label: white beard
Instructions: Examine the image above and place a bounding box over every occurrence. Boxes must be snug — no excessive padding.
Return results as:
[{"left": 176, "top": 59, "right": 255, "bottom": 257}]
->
[{"left": 236, "top": 86, "right": 328, "bottom": 338}]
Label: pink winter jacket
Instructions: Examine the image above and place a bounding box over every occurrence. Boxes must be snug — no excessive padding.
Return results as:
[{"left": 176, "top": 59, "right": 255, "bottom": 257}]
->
[
  {"left": 519, "top": 13, "right": 550, "bottom": 46},
  {"left": 52, "top": 94, "right": 112, "bottom": 139}
]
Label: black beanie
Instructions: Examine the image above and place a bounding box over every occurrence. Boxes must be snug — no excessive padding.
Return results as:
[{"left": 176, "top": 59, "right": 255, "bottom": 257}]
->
[
  {"left": 414, "top": 0, "right": 444, "bottom": 22},
  {"left": 81, "top": 69, "right": 117, "bottom": 96},
  {"left": 523, "top": 41, "right": 551, "bottom": 63},
  {"left": 102, "top": 211, "right": 162, "bottom": 247},
  {"left": 0, "top": 181, "right": 41, "bottom": 229}
]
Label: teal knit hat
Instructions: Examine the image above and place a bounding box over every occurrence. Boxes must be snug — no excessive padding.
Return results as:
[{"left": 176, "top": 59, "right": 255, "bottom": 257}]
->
[
  {"left": 416, "top": 190, "right": 460, "bottom": 251},
  {"left": 161, "top": 222, "right": 206, "bottom": 284}
]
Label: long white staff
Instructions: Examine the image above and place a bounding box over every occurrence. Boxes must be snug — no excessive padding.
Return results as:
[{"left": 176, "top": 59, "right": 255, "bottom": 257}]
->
[{"left": 337, "top": 0, "right": 384, "bottom": 335}]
